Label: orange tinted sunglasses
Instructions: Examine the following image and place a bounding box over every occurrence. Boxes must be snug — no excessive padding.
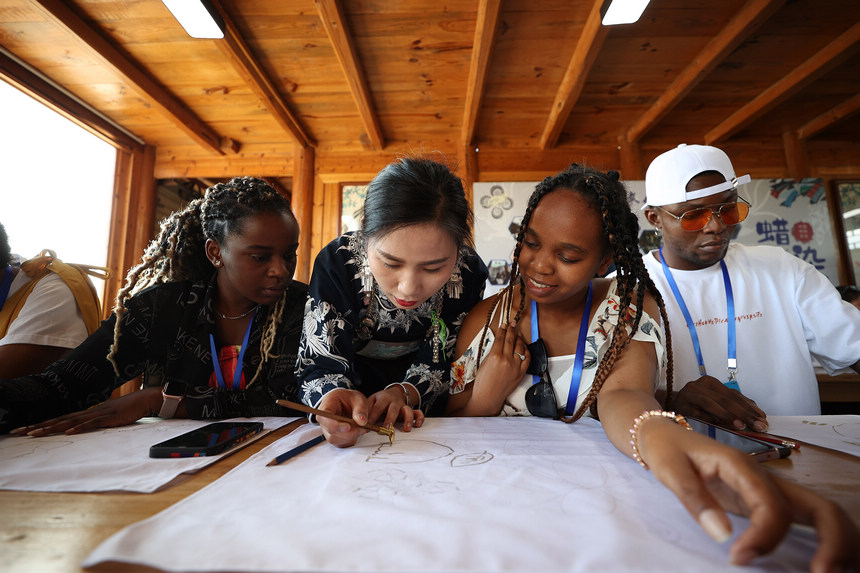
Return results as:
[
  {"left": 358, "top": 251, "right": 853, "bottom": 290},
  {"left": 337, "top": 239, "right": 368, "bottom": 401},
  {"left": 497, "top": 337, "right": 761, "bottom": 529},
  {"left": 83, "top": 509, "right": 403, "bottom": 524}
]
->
[{"left": 657, "top": 197, "right": 751, "bottom": 232}]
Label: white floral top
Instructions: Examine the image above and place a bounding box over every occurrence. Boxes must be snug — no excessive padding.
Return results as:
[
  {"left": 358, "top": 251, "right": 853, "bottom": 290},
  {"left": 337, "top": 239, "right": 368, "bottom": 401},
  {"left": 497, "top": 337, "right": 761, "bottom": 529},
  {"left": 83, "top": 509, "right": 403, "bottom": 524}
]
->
[{"left": 450, "top": 279, "right": 666, "bottom": 417}]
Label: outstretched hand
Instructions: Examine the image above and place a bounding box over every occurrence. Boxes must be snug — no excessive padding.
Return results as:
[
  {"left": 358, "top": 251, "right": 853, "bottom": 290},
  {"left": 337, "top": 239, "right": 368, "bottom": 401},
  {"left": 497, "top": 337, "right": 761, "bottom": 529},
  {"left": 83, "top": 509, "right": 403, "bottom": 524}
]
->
[
  {"left": 674, "top": 375, "right": 768, "bottom": 431},
  {"left": 641, "top": 420, "right": 860, "bottom": 572},
  {"left": 9, "top": 387, "right": 163, "bottom": 436}
]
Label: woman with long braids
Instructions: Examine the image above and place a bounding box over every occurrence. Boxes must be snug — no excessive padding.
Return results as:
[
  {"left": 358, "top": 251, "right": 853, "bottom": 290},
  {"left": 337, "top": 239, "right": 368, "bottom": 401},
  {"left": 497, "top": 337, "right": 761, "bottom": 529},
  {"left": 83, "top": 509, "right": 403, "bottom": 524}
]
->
[
  {"left": 0, "top": 177, "right": 307, "bottom": 435},
  {"left": 448, "top": 164, "right": 859, "bottom": 570},
  {"left": 296, "top": 155, "right": 488, "bottom": 448}
]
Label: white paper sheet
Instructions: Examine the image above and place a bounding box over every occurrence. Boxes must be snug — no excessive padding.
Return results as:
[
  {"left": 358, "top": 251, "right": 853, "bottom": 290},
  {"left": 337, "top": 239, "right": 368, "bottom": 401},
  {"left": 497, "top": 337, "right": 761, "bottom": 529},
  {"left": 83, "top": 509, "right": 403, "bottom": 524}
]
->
[
  {"left": 0, "top": 417, "right": 296, "bottom": 493},
  {"left": 766, "top": 415, "right": 860, "bottom": 457},
  {"left": 85, "top": 417, "right": 818, "bottom": 572}
]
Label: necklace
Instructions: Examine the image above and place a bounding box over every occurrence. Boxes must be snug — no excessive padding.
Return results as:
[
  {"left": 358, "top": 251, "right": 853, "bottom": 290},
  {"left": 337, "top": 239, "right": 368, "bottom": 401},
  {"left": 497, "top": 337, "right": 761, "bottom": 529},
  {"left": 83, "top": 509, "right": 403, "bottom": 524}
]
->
[{"left": 215, "top": 304, "right": 259, "bottom": 320}]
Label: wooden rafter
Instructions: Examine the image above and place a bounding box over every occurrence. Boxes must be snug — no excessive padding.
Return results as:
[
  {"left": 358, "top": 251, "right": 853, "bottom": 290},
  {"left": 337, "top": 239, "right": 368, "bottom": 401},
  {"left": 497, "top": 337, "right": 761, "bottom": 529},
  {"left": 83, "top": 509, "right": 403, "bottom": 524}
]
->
[
  {"left": 796, "top": 92, "right": 860, "bottom": 140},
  {"left": 706, "top": 20, "right": 860, "bottom": 144},
  {"left": 30, "top": 0, "right": 228, "bottom": 155},
  {"left": 539, "top": 0, "right": 608, "bottom": 150},
  {"left": 314, "top": 0, "right": 383, "bottom": 150},
  {"left": 0, "top": 46, "right": 143, "bottom": 152},
  {"left": 212, "top": 0, "right": 315, "bottom": 149},
  {"left": 626, "top": 0, "right": 784, "bottom": 144},
  {"left": 461, "top": 0, "right": 502, "bottom": 147}
]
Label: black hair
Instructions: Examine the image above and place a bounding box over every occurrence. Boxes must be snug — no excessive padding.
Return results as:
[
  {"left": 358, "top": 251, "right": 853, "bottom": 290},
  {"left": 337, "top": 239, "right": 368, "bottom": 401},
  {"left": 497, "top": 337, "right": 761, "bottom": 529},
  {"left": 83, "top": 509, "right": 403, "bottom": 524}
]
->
[
  {"left": 360, "top": 155, "right": 474, "bottom": 248},
  {"left": 0, "top": 222, "right": 10, "bottom": 269},
  {"left": 107, "top": 176, "right": 297, "bottom": 384},
  {"left": 477, "top": 164, "right": 674, "bottom": 421},
  {"left": 837, "top": 285, "right": 860, "bottom": 304}
]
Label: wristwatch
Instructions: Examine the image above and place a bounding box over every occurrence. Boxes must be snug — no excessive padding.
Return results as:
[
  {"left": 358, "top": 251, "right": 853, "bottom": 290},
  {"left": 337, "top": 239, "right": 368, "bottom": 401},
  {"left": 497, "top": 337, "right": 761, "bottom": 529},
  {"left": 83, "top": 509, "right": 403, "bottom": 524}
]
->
[{"left": 158, "top": 381, "right": 186, "bottom": 418}]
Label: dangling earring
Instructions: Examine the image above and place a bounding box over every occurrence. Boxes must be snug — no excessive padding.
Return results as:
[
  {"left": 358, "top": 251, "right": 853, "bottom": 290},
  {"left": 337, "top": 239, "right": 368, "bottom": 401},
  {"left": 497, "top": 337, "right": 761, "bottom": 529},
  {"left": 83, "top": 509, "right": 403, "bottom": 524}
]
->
[
  {"left": 427, "top": 294, "right": 447, "bottom": 363},
  {"left": 357, "top": 282, "right": 378, "bottom": 340},
  {"left": 360, "top": 261, "right": 374, "bottom": 303},
  {"left": 445, "top": 252, "right": 464, "bottom": 299}
]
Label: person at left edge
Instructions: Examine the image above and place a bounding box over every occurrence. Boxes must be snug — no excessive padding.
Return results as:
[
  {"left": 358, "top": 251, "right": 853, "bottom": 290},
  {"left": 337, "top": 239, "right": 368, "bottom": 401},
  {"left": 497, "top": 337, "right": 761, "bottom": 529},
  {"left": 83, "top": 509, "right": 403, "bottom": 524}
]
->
[
  {"left": 0, "top": 177, "right": 307, "bottom": 435},
  {"left": 296, "top": 155, "right": 488, "bottom": 448}
]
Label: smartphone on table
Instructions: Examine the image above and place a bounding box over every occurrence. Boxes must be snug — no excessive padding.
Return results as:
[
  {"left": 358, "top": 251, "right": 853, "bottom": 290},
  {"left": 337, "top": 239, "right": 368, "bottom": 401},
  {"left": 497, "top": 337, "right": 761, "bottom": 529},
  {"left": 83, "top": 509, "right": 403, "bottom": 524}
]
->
[
  {"left": 687, "top": 417, "right": 791, "bottom": 461},
  {"left": 149, "top": 421, "right": 265, "bottom": 458}
]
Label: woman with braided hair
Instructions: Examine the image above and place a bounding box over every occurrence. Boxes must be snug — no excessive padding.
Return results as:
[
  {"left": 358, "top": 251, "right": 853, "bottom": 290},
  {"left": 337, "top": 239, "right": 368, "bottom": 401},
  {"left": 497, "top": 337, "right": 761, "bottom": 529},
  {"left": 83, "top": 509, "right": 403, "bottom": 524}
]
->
[
  {"left": 1, "top": 176, "right": 307, "bottom": 435},
  {"left": 297, "top": 155, "right": 488, "bottom": 448},
  {"left": 448, "top": 164, "right": 860, "bottom": 570}
]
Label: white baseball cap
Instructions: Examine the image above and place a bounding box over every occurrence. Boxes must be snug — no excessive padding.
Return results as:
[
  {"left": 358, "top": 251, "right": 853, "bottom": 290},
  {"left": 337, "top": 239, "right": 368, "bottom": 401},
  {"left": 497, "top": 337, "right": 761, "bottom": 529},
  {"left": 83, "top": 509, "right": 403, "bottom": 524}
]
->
[{"left": 644, "top": 144, "right": 750, "bottom": 207}]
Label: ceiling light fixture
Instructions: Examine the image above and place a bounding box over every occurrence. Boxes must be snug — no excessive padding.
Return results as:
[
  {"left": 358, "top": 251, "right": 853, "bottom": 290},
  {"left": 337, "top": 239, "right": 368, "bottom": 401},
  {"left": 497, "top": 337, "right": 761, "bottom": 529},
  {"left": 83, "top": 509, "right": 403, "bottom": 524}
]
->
[
  {"left": 161, "top": 0, "right": 224, "bottom": 39},
  {"left": 600, "top": 0, "right": 650, "bottom": 25}
]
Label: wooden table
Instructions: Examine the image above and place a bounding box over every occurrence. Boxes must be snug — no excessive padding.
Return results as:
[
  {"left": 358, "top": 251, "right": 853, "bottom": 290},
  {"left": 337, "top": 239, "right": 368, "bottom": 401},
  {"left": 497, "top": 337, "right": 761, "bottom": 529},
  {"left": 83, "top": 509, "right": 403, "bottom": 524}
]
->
[{"left": 1, "top": 420, "right": 859, "bottom": 573}]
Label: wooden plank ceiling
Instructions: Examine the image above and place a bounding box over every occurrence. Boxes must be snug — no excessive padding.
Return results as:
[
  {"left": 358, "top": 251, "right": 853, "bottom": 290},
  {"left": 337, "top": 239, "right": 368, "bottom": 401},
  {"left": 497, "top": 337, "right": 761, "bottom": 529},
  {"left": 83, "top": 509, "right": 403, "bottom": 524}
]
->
[{"left": 2, "top": 0, "right": 860, "bottom": 185}]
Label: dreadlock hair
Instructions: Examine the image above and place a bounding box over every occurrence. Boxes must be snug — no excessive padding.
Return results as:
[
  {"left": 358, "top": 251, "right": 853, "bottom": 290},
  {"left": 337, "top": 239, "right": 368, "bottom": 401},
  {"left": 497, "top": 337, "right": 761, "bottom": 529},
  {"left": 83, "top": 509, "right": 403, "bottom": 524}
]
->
[
  {"left": 360, "top": 154, "right": 474, "bottom": 249},
  {"left": 0, "top": 222, "right": 10, "bottom": 269},
  {"left": 475, "top": 163, "right": 674, "bottom": 422},
  {"left": 106, "top": 176, "right": 298, "bottom": 387}
]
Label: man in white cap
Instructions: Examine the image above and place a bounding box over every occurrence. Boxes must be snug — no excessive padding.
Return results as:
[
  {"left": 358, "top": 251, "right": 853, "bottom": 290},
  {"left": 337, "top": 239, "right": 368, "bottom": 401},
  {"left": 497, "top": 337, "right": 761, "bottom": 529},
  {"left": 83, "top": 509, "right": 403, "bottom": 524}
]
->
[{"left": 641, "top": 144, "right": 860, "bottom": 430}]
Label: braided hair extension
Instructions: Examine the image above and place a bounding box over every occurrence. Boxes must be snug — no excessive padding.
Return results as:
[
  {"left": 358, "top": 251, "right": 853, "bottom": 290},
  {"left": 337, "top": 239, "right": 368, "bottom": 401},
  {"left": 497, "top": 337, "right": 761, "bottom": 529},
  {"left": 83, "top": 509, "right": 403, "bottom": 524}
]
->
[
  {"left": 106, "top": 177, "right": 297, "bottom": 386},
  {"left": 474, "top": 164, "right": 674, "bottom": 421}
]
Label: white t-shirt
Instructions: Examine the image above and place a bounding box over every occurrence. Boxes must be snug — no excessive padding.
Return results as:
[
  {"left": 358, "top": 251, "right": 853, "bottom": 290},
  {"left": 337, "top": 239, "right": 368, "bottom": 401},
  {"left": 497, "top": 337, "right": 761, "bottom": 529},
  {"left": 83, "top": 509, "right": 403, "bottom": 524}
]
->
[
  {"left": 643, "top": 243, "right": 860, "bottom": 415},
  {"left": 0, "top": 255, "right": 89, "bottom": 349}
]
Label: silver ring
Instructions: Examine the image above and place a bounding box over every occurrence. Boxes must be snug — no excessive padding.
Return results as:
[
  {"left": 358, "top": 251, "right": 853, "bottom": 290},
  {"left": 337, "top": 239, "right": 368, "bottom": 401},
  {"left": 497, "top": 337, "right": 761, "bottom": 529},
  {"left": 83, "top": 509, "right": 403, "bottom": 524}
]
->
[{"left": 514, "top": 352, "right": 525, "bottom": 361}]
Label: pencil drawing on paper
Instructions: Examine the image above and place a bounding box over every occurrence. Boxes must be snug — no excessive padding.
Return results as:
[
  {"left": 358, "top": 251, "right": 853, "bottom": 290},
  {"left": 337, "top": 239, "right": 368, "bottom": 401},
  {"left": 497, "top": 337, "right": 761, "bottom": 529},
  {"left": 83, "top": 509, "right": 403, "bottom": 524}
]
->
[
  {"left": 359, "top": 438, "right": 494, "bottom": 467},
  {"left": 831, "top": 421, "right": 860, "bottom": 445},
  {"left": 0, "top": 436, "right": 76, "bottom": 460}
]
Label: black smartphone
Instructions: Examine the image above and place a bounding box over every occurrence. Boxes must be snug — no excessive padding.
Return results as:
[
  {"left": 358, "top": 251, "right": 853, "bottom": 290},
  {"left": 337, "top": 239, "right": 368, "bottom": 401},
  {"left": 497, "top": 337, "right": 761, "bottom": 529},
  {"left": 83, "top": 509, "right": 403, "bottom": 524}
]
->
[
  {"left": 687, "top": 417, "right": 791, "bottom": 461},
  {"left": 149, "top": 421, "right": 265, "bottom": 458}
]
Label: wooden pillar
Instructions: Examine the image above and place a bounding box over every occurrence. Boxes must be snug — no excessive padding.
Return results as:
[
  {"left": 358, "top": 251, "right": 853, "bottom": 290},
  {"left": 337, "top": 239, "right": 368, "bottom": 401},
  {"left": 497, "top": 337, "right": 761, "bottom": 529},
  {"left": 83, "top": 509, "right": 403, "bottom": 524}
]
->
[
  {"left": 103, "top": 144, "right": 157, "bottom": 317},
  {"left": 292, "top": 144, "right": 315, "bottom": 283},
  {"left": 106, "top": 144, "right": 156, "bottom": 399},
  {"left": 457, "top": 145, "right": 478, "bottom": 208},
  {"left": 783, "top": 130, "right": 808, "bottom": 178},
  {"left": 104, "top": 148, "right": 133, "bottom": 316},
  {"left": 617, "top": 134, "right": 643, "bottom": 181}
]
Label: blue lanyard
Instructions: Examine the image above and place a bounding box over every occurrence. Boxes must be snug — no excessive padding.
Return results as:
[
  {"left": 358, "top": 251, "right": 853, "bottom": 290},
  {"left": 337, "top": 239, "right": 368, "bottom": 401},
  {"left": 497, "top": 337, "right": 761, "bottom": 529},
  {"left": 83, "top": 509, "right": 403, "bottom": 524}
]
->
[
  {"left": 530, "top": 281, "right": 593, "bottom": 416},
  {"left": 0, "top": 266, "right": 13, "bottom": 311},
  {"left": 658, "top": 248, "right": 739, "bottom": 390},
  {"left": 209, "top": 308, "right": 256, "bottom": 390}
]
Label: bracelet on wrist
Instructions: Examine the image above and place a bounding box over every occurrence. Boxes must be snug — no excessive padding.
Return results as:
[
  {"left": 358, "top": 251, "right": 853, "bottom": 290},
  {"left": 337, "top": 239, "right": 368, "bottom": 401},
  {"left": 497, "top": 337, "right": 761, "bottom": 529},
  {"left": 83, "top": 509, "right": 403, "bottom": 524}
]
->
[
  {"left": 629, "top": 410, "right": 692, "bottom": 470},
  {"left": 385, "top": 382, "right": 414, "bottom": 408}
]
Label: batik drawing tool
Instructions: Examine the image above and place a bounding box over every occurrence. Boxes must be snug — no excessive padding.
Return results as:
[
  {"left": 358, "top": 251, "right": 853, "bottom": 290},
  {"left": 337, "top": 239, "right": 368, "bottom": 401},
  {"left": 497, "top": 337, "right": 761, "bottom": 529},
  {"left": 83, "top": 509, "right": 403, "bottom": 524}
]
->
[
  {"left": 266, "top": 434, "right": 326, "bottom": 466},
  {"left": 734, "top": 431, "right": 800, "bottom": 450},
  {"left": 275, "top": 399, "right": 395, "bottom": 444}
]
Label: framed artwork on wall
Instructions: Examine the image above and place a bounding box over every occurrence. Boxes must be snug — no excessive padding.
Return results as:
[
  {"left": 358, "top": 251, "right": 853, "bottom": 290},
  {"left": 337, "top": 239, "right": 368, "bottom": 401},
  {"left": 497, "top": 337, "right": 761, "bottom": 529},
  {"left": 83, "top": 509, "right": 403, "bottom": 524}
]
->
[{"left": 831, "top": 180, "right": 860, "bottom": 285}]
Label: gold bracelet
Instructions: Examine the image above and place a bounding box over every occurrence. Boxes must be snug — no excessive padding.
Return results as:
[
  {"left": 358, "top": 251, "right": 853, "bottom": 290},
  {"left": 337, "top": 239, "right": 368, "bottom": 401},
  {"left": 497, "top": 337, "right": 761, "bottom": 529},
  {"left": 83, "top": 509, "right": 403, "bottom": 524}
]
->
[{"left": 629, "top": 410, "right": 692, "bottom": 470}]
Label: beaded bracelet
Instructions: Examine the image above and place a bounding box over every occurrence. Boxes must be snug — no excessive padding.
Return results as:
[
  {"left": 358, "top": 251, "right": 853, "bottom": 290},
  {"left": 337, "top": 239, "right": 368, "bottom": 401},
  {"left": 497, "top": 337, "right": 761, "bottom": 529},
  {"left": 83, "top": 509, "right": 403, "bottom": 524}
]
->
[{"left": 629, "top": 410, "right": 692, "bottom": 470}]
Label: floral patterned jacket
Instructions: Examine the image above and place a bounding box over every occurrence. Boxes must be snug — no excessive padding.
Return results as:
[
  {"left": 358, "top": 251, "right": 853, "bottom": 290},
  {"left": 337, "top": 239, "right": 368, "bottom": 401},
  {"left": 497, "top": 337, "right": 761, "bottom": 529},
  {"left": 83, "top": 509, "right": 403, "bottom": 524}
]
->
[{"left": 297, "top": 232, "right": 488, "bottom": 414}]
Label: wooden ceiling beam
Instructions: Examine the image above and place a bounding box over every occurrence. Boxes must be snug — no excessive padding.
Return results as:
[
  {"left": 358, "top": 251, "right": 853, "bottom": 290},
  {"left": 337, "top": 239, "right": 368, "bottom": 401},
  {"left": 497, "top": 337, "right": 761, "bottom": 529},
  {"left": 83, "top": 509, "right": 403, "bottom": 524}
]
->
[
  {"left": 796, "top": 92, "right": 860, "bottom": 140},
  {"left": 706, "top": 20, "right": 860, "bottom": 145},
  {"left": 314, "top": 0, "right": 383, "bottom": 150},
  {"left": 212, "top": 0, "right": 315, "bottom": 149},
  {"left": 0, "top": 46, "right": 143, "bottom": 152},
  {"left": 461, "top": 0, "right": 502, "bottom": 148},
  {"left": 539, "top": 0, "right": 608, "bottom": 150},
  {"left": 626, "top": 0, "right": 785, "bottom": 144},
  {"left": 30, "top": 0, "right": 228, "bottom": 155}
]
